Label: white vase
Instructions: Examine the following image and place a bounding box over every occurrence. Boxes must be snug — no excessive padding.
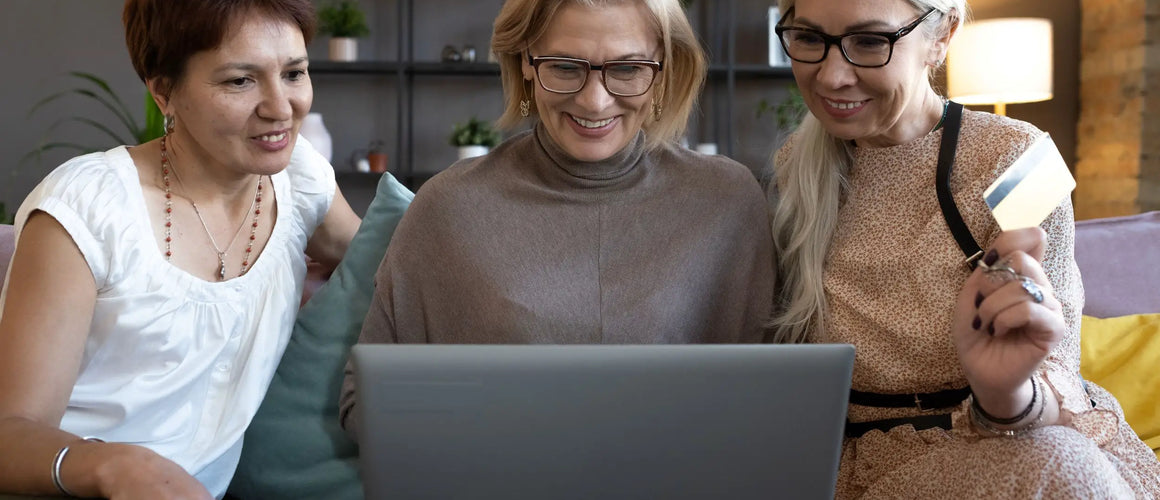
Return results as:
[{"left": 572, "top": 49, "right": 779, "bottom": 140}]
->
[
  {"left": 329, "top": 38, "right": 358, "bottom": 62},
  {"left": 299, "top": 113, "right": 333, "bottom": 162},
  {"left": 768, "top": 7, "right": 788, "bottom": 66},
  {"left": 457, "top": 145, "right": 489, "bottom": 160}
]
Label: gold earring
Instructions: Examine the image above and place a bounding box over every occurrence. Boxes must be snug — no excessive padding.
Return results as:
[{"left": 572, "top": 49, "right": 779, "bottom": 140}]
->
[
  {"left": 652, "top": 100, "right": 662, "bottom": 121},
  {"left": 164, "top": 114, "right": 175, "bottom": 133},
  {"left": 520, "top": 80, "right": 532, "bottom": 118}
]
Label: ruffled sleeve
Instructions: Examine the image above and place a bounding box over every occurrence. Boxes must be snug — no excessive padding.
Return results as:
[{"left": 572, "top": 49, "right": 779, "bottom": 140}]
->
[
  {"left": 284, "top": 136, "right": 337, "bottom": 237},
  {"left": 1035, "top": 198, "right": 1120, "bottom": 439},
  {"left": 14, "top": 148, "right": 138, "bottom": 290}
]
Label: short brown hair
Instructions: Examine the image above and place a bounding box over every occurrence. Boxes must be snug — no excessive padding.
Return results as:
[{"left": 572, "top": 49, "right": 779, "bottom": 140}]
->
[
  {"left": 491, "top": 0, "right": 707, "bottom": 150},
  {"left": 123, "top": 0, "right": 316, "bottom": 96}
]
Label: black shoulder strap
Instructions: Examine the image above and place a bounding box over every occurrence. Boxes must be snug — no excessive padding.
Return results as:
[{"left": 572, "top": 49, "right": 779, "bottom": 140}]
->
[{"left": 935, "top": 101, "right": 983, "bottom": 269}]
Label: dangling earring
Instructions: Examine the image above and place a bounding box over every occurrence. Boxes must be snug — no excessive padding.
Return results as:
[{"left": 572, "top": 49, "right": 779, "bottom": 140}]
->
[
  {"left": 652, "top": 99, "right": 662, "bottom": 121},
  {"left": 520, "top": 80, "right": 531, "bottom": 118},
  {"left": 164, "top": 114, "right": 175, "bottom": 134}
]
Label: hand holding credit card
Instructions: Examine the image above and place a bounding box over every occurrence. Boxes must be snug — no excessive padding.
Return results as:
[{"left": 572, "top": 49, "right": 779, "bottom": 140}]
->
[{"left": 982, "top": 134, "right": 1076, "bottom": 230}]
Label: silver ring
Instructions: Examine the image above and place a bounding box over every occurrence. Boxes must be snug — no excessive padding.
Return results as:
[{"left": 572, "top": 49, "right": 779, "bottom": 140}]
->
[
  {"left": 980, "top": 260, "right": 1019, "bottom": 283},
  {"left": 1019, "top": 277, "right": 1045, "bottom": 304}
]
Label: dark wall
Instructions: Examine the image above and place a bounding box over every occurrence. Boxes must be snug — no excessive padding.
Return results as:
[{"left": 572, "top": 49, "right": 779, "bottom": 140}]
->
[
  {"left": 0, "top": 0, "right": 1080, "bottom": 214},
  {"left": 0, "top": 1, "right": 139, "bottom": 216}
]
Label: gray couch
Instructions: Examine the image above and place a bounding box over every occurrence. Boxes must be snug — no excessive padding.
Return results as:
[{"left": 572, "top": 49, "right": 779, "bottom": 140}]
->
[{"left": 1073, "top": 211, "right": 1160, "bottom": 317}]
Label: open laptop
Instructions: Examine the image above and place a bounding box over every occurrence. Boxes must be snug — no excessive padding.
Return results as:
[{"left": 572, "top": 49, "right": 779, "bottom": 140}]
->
[{"left": 352, "top": 344, "right": 854, "bottom": 500}]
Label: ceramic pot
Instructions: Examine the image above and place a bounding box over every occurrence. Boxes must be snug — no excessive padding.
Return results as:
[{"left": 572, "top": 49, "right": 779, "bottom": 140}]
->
[
  {"left": 330, "top": 38, "right": 358, "bottom": 62},
  {"left": 457, "top": 145, "right": 489, "bottom": 160},
  {"left": 368, "top": 152, "right": 388, "bottom": 173}
]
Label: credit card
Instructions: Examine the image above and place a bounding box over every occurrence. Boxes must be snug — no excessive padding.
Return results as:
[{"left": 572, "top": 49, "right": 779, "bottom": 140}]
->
[{"left": 982, "top": 134, "right": 1076, "bottom": 231}]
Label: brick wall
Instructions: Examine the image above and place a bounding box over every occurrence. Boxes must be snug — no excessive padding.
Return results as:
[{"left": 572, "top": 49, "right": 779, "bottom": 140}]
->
[{"left": 1076, "top": 0, "right": 1160, "bottom": 218}]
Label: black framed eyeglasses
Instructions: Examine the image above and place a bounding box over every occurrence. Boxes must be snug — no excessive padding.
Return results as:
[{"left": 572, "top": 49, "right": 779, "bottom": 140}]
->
[
  {"left": 527, "top": 53, "right": 663, "bottom": 97},
  {"left": 775, "top": 8, "right": 937, "bottom": 68}
]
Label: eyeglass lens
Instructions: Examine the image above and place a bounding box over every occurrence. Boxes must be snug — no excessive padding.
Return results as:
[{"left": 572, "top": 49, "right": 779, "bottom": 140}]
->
[
  {"left": 780, "top": 30, "right": 894, "bottom": 67},
  {"left": 537, "top": 59, "right": 656, "bottom": 96}
]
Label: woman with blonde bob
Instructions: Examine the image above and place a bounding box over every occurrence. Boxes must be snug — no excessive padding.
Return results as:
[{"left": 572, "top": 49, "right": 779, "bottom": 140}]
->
[
  {"left": 768, "top": 0, "right": 1160, "bottom": 496},
  {"left": 341, "top": 0, "right": 774, "bottom": 437}
]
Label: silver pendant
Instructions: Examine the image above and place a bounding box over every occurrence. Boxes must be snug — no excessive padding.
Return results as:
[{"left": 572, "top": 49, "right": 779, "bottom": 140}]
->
[{"left": 218, "top": 255, "right": 226, "bottom": 281}]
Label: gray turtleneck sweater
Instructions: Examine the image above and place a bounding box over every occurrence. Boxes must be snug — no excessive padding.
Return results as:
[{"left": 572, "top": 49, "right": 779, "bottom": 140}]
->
[{"left": 340, "top": 124, "right": 774, "bottom": 435}]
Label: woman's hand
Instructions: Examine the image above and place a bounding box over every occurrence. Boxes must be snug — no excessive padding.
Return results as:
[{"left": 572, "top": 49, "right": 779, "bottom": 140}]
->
[
  {"left": 85, "top": 442, "right": 213, "bottom": 500},
  {"left": 951, "top": 227, "right": 1066, "bottom": 419}
]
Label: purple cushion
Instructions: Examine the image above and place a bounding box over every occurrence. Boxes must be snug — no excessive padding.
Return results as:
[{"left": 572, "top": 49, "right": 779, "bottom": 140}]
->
[
  {"left": 1074, "top": 211, "right": 1160, "bottom": 318},
  {"left": 0, "top": 224, "right": 13, "bottom": 289}
]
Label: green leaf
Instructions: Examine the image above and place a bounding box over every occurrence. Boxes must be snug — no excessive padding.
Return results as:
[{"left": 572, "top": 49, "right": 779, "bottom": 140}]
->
[
  {"left": 19, "top": 141, "right": 97, "bottom": 167},
  {"left": 70, "top": 71, "right": 133, "bottom": 125},
  {"left": 756, "top": 84, "right": 807, "bottom": 131},
  {"left": 43, "top": 116, "right": 133, "bottom": 146},
  {"left": 24, "top": 72, "right": 158, "bottom": 165},
  {"left": 318, "top": 1, "right": 370, "bottom": 38},
  {"left": 448, "top": 117, "right": 500, "bottom": 147}
]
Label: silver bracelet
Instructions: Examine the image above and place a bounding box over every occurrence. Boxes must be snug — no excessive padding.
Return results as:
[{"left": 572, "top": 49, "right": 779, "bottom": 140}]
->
[
  {"left": 51, "top": 436, "right": 105, "bottom": 497},
  {"left": 969, "top": 378, "right": 1047, "bottom": 437}
]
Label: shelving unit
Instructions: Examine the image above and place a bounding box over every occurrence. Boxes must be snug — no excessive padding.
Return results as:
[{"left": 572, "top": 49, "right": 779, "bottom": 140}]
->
[{"left": 309, "top": 0, "right": 797, "bottom": 201}]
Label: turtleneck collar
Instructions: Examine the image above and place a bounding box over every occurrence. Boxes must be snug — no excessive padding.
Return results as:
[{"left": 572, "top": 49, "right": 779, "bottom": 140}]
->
[{"left": 534, "top": 122, "right": 647, "bottom": 182}]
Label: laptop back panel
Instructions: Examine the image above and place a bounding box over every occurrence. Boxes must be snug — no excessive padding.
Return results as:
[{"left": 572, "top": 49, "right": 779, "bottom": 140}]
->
[{"left": 354, "top": 344, "right": 853, "bottom": 500}]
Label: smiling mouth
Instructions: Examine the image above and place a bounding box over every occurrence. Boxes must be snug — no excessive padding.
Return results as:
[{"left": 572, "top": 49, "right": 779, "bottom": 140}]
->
[
  {"left": 824, "top": 99, "right": 867, "bottom": 110},
  {"left": 256, "top": 132, "right": 288, "bottom": 143},
  {"left": 569, "top": 115, "right": 615, "bottom": 129}
]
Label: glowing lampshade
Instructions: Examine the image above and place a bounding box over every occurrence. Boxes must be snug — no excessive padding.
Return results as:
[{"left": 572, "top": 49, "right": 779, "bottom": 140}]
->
[{"left": 947, "top": 18, "right": 1053, "bottom": 116}]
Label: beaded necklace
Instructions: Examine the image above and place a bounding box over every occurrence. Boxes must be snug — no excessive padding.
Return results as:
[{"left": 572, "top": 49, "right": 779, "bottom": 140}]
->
[{"left": 160, "top": 135, "right": 264, "bottom": 280}]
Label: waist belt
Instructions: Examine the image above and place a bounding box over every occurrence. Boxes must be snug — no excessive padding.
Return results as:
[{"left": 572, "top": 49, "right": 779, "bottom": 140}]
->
[
  {"left": 848, "top": 387, "right": 971, "bottom": 411},
  {"left": 844, "top": 387, "right": 971, "bottom": 438}
]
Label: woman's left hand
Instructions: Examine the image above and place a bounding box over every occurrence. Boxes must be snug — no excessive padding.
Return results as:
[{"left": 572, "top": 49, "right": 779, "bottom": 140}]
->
[{"left": 951, "top": 227, "right": 1066, "bottom": 414}]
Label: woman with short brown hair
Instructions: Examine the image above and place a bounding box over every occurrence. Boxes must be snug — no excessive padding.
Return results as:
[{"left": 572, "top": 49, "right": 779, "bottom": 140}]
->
[{"left": 0, "top": 1, "right": 359, "bottom": 497}]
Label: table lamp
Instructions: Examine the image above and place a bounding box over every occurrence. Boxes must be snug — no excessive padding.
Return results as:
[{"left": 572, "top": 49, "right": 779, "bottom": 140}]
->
[{"left": 947, "top": 18, "right": 1053, "bottom": 116}]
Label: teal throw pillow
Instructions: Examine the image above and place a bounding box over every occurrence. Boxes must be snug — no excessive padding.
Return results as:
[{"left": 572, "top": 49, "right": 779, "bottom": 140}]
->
[{"left": 228, "top": 173, "right": 413, "bottom": 500}]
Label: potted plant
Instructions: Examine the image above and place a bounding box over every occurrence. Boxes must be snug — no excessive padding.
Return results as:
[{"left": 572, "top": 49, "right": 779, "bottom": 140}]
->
[
  {"left": 449, "top": 117, "right": 501, "bottom": 160},
  {"left": 318, "top": 0, "right": 370, "bottom": 62},
  {"left": 756, "top": 84, "right": 808, "bottom": 143},
  {"left": 24, "top": 71, "right": 165, "bottom": 163}
]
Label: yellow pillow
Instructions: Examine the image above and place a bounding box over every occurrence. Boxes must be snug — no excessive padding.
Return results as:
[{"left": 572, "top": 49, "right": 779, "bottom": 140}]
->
[{"left": 1080, "top": 314, "right": 1160, "bottom": 460}]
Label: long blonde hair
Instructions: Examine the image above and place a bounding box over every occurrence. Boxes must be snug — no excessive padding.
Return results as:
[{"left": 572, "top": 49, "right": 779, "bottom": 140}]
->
[
  {"left": 490, "top": 0, "right": 706, "bottom": 149},
  {"left": 768, "top": 0, "right": 966, "bottom": 344}
]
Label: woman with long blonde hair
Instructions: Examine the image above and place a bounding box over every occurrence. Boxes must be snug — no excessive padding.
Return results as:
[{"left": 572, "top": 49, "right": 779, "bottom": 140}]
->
[{"left": 769, "top": 0, "right": 1160, "bottom": 496}]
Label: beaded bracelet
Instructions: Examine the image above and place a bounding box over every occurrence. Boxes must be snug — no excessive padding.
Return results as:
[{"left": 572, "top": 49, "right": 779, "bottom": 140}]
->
[
  {"left": 51, "top": 436, "right": 104, "bottom": 497},
  {"left": 969, "top": 378, "right": 1047, "bottom": 437},
  {"left": 971, "top": 376, "right": 1038, "bottom": 425}
]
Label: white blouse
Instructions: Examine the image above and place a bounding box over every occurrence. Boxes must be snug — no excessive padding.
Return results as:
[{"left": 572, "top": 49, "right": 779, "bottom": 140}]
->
[{"left": 1, "top": 139, "right": 335, "bottom": 498}]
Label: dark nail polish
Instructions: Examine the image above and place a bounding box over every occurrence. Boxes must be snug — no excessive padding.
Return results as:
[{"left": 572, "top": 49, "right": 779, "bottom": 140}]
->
[
  {"left": 975, "top": 292, "right": 984, "bottom": 308},
  {"left": 983, "top": 249, "right": 998, "bottom": 266},
  {"left": 972, "top": 316, "right": 981, "bottom": 330},
  {"left": 988, "top": 324, "right": 995, "bottom": 335}
]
